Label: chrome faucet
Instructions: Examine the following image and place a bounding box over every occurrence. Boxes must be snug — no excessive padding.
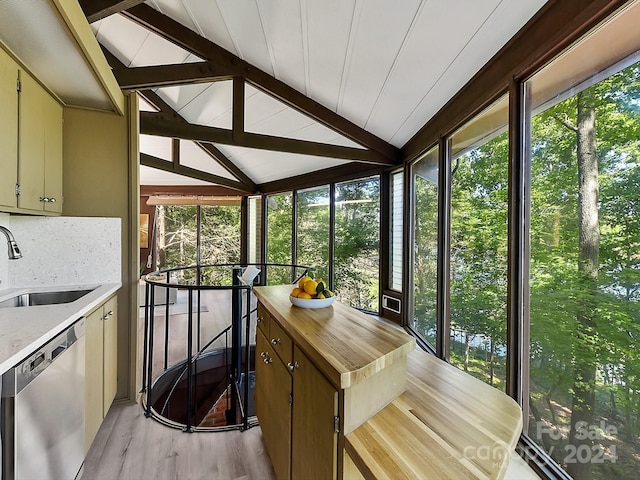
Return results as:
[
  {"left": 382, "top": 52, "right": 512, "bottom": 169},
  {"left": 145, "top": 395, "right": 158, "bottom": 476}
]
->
[{"left": 0, "top": 225, "right": 22, "bottom": 259}]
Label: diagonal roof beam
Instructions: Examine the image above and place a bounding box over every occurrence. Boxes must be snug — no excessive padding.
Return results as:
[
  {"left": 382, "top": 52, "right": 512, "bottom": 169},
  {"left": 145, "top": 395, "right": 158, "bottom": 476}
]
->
[
  {"left": 136, "top": 90, "right": 258, "bottom": 190},
  {"left": 140, "top": 112, "right": 393, "bottom": 165},
  {"left": 115, "top": 61, "right": 233, "bottom": 90},
  {"left": 141, "top": 153, "right": 255, "bottom": 193},
  {"left": 80, "top": 0, "right": 145, "bottom": 23},
  {"left": 196, "top": 142, "right": 256, "bottom": 191},
  {"left": 123, "top": 4, "right": 400, "bottom": 164}
]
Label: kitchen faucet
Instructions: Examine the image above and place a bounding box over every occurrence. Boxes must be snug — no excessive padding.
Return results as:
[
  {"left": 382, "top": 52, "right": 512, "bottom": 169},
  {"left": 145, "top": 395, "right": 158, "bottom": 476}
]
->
[{"left": 0, "top": 225, "right": 22, "bottom": 259}]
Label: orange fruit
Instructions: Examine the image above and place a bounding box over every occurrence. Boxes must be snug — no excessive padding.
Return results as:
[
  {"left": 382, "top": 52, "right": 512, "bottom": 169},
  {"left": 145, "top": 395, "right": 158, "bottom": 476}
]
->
[
  {"left": 291, "top": 287, "right": 302, "bottom": 297},
  {"left": 298, "top": 292, "right": 312, "bottom": 299},
  {"left": 303, "top": 280, "right": 318, "bottom": 295}
]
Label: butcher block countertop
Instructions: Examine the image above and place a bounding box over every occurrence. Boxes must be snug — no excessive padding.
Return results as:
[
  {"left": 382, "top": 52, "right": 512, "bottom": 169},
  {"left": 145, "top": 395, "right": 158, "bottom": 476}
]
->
[
  {"left": 345, "top": 349, "right": 523, "bottom": 480},
  {"left": 253, "top": 285, "right": 415, "bottom": 389}
]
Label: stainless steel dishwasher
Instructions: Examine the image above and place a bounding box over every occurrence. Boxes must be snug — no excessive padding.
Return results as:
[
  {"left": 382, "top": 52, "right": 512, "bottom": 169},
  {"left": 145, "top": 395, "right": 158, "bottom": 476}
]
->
[{"left": 1, "top": 317, "right": 85, "bottom": 480}]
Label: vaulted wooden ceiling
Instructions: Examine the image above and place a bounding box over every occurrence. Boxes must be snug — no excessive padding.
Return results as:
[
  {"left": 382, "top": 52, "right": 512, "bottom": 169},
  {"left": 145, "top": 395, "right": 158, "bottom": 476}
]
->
[{"left": 81, "top": 0, "right": 548, "bottom": 193}]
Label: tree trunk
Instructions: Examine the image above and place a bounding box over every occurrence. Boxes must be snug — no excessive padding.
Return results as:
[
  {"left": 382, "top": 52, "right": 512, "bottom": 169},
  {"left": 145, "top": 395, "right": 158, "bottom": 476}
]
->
[
  {"left": 157, "top": 206, "right": 166, "bottom": 269},
  {"left": 567, "top": 89, "right": 600, "bottom": 480}
]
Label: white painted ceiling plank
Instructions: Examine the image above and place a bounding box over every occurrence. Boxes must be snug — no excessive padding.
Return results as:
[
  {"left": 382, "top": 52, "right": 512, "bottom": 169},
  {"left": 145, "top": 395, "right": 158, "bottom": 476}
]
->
[
  {"left": 389, "top": 0, "right": 547, "bottom": 145},
  {"left": 179, "top": 140, "right": 238, "bottom": 180},
  {"left": 146, "top": 0, "right": 203, "bottom": 36},
  {"left": 305, "top": 0, "right": 356, "bottom": 110},
  {"left": 178, "top": 0, "right": 237, "bottom": 55},
  {"left": 338, "top": 0, "right": 423, "bottom": 128},
  {"left": 177, "top": 81, "right": 233, "bottom": 128},
  {"left": 93, "top": 14, "right": 150, "bottom": 68},
  {"left": 216, "top": 0, "right": 275, "bottom": 75},
  {"left": 140, "top": 134, "right": 173, "bottom": 161},
  {"left": 363, "top": 0, "right": 504, "bottom": 145},
  {"left": 256, "top": 0, "right": 307, "bottom": 93}
]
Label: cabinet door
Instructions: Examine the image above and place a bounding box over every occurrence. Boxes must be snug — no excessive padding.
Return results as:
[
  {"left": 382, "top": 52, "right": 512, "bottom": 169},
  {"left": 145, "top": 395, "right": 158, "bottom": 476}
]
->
[
  {"left": 17, "top": 71, "right": 45, "bottom": 212},
  {"left": 102, "top": 296, "right": 118, "bottom": 416},
  {"left": 0, "top": 48, "right": 18, "bottom": 208},
  {"left": 43, "top": 92, "right": 63, "bottom": 213},
  {"left": 85, "top": 306, "right": 104, "bottom": 453},
  {"left": 291, "top": 346, "right": 339, "bottom": 480},
  {"left": 256, "top": 330, "right": 292, "bottom": 480}
]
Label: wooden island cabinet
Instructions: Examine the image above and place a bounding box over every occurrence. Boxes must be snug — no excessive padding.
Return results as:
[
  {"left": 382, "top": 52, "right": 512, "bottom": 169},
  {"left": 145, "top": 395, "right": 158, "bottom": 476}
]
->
[{"left": 253, "top": 285, "right": 523, "bottom": 480}]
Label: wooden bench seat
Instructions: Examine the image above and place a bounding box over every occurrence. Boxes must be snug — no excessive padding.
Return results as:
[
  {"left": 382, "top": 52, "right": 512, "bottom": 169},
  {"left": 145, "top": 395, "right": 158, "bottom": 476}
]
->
[{"left": 345, "top": 349, "right": 523, "bottom": 480}]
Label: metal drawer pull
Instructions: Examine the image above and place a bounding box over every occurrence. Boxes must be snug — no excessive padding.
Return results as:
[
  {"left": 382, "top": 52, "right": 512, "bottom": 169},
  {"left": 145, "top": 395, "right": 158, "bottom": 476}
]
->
[
  {"left": 287, "top": 361, "right": 299, "bottom": 371},
  {"left": 263, "top": 357, "right": 273, "bottom": 364},
  {"left": 257, "top": 316, "right": 264, "bottom": 324},
  {"left": 271, "top": 338, "right": 281, "bottom": 346},
  {"left": 260, "top": 351, "right": 267, "bottom": 358}
]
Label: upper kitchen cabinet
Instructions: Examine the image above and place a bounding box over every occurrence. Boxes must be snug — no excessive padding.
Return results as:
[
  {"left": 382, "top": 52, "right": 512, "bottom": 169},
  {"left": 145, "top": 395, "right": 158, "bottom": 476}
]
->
[
  {"left": 18, "top": 71, "right": 63, "bottom": 214},
  {"left": 0, "top": 47, "right": 18, "bottom": 209}
]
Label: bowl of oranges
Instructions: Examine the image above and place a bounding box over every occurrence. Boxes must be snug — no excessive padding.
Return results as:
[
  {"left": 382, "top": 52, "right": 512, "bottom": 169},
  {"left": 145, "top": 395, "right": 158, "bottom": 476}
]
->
[{"left": 290, "top": 275, "right": 335, "bottom": 309}]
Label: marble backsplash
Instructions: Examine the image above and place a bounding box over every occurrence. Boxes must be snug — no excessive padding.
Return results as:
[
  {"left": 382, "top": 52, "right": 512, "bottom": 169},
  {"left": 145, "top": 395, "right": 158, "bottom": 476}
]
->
[{"left": 0, "top": 214, "right": 121, "bottom": 288}]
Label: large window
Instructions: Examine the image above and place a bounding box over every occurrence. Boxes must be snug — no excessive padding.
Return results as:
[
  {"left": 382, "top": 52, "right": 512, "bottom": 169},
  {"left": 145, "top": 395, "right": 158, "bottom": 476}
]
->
[
  {"left": 448, "top": 96, "right": 509, "bottom": 389},
  {"left": 334, "top": 177, "right": 380, "bottom": 311},
  {"left": 264, "top": 177, "right": 381, "bottom": 312},
  {"left": 154, "top": 201, "right": 241, "bottom": 284},
  {"left": 296, "top": 186, "right": 331, "bottom": 284},
  {"left": 410, "top": 147, "right": 439, "bottom": 348},
  {"left": 156, "top": 205, "right": 197, "bottom": 280},
  {"left": 266, "top": 192, "right": 293, "bottom": 285},
  {"left": 526, "top": 44, "right": 640, "bottom": 480}
]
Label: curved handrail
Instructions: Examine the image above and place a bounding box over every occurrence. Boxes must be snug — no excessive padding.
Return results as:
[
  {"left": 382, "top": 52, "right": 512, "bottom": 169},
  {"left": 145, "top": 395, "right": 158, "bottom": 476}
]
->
[{"left": 141, "top": 262, "right": 315, "bottom": 431}]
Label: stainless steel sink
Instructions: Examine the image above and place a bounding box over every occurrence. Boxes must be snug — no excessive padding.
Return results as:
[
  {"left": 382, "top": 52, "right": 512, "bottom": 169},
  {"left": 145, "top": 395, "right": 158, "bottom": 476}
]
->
[{"left": 0, "top": 289, "right": 95, "bottom": 308}]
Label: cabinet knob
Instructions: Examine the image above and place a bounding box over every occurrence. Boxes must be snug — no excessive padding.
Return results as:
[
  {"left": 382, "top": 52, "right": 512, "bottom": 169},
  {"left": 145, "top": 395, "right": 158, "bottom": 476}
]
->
[
  {"left": 271, "top": 338, "right": 281, "bottom": 346},
  {"left": 39, "top": 197, "right": 50, "bottom": 202},
  {"left": 107, "top": 310, "right": 113, "bottom": 317},
  {"left": 287, "top": 361, "right": 299, "bottom": 372},
  {"left": 257, "top": 316, "right": 264, "bottom": 324},
  {"left": 49, "top": 197, "right": 56, "bottom": 203},
  {"left": 260, "top": 351, "right": 267, "bottom": 359},
  {"left": 263, "top": 357, "right": 273, "bottom": 365}
]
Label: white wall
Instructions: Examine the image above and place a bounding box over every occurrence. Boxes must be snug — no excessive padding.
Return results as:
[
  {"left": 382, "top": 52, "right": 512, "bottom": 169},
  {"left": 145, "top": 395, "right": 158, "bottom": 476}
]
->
[{"left": 3, "top": 216, "right": 121, "bottom": 287}]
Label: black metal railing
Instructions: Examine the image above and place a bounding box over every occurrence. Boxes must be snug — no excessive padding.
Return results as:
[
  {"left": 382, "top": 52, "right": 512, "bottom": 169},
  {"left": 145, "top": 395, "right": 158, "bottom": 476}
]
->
[{"left": 140, "top": 263, "right": 314, "bottom": 432}]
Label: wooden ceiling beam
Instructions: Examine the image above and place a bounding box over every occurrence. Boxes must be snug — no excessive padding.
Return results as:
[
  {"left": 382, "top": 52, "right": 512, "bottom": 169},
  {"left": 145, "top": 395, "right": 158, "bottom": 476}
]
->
[
  {"left": 258, "top": 163, "right": 385, "bottom": 195},
  {"left": 140, "top": 113, "right": 394, "bottom": 165},
  {"left": 80, "top": 0, "right": 145, "bottom": 23},
  {"left": 141, "top": 153, "right": 255, "bottom": 193},
  {"left": 115, "top": 61, "right": 233, "bottom": 90},
  {"left": 195, "top": 142, "right": 257, "bottom": 191},
  {"left": 123, "top": 4, "right": 400, "bottom": 163}
]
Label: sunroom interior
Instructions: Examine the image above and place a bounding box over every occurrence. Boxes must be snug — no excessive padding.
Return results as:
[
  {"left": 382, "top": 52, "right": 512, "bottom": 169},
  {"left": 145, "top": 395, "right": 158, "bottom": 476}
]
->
[
  {"left": 108, "top": 1, "right": 640, "bottom": 479},
  {"left": 0, "top": 0, "right": 638, "bottom": 479}
]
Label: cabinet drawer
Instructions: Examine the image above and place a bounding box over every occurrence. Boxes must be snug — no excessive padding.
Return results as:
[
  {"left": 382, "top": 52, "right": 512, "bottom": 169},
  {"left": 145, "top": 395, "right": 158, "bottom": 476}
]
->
[
  {"left": 257, "top": 303, "right": 271, "bottom": 337},
  {"left": 270, "top": 319, "right": 293, "bottom": 366}
]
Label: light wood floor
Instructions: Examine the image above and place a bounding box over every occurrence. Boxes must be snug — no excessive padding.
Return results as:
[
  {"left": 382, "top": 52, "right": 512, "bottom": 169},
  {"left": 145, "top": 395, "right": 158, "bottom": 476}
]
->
[{"left": 80, "top": 402, "right": 276, "bottom": 480}]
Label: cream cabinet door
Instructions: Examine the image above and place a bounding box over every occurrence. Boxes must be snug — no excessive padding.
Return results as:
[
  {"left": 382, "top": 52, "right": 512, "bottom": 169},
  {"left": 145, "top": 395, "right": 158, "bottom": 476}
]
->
[
  {"left": 43, "top": 92, "right": 63, "bottom": 213},
  {"left": 291, "top": 345, "right": 339, "bottom": 480},
  {"left": 17, "top": 71, "right": 45, "bottom": 212},
  {"left": 256, "top": 329, "right": 292, "bottom": 480},
  {"left": 102, "top": 296, "right": 118, "bottom": 416},
  {"left": 85, "top": 306, "right": 104, "bottom": 453},
  {"left": 0, "top": 48, "right": 18, "bottom": 208}
]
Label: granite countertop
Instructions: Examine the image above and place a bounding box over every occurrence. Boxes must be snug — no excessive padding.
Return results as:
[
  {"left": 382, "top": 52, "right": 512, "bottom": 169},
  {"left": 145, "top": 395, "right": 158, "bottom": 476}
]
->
[{"left": 0, "top": 283, "right": 121, "bottom": 375}]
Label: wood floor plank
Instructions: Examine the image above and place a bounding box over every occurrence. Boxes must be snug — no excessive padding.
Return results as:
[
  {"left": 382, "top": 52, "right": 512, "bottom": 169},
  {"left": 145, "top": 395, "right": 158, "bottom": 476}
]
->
[{"left": 80, "top": 403, "right": 275, "bottom": 480}]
